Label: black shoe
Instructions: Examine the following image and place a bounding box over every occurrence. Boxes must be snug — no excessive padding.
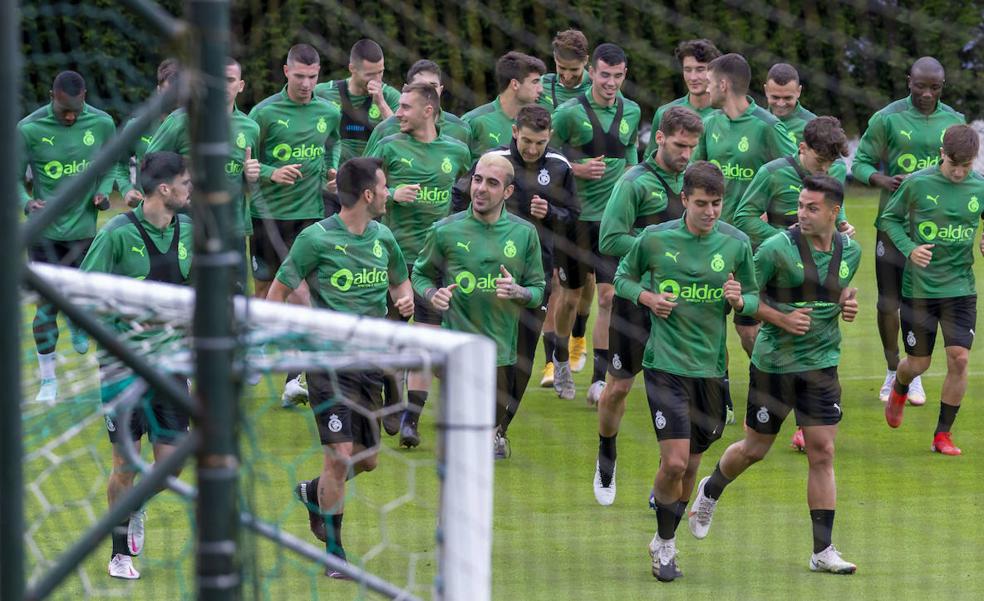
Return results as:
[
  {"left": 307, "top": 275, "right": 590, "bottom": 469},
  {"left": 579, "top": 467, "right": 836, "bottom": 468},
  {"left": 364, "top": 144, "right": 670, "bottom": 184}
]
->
[
  {"left": 382, "top": 410, "right": 402, "bottom": 437},
  {"left": 399, "top": 413, "right": 420, "bottom": 448},
  {"left": 294, "top": 481, "right": 326, "bottom": 542}
]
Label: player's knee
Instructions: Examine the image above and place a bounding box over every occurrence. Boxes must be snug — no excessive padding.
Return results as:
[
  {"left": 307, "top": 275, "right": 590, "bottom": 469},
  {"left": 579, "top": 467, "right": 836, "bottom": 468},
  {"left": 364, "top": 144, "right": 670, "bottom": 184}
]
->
[
  {"left": 738, "top": 439, "right": 769, "bottom": 464},
  {"left": 946, "top": 349, "right": 969, "bottom": 374},
  {"left": 659, "top": 454, "right": 688, "bottom": 480},
  {"left": 597, "top": 285, "right": 614, "bottom": 310},
  {"left": 356, "top": 455, "right": 378, "bottom": 473},
  {"left": 604, "top": 377, "right": 632, "bottom": 400},
  {"left": 806, "top": 439, "right": 835, "bottom": 467},
  {"left": 875, "top": 297, "right": 900, "bottom": 315}
]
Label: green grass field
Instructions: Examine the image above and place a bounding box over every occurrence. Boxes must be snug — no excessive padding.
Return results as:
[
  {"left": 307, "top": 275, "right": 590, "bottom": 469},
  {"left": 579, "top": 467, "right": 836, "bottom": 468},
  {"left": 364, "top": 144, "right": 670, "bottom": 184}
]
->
[{"left": 20, "top": 184, "right": 984, "bottom": 600}]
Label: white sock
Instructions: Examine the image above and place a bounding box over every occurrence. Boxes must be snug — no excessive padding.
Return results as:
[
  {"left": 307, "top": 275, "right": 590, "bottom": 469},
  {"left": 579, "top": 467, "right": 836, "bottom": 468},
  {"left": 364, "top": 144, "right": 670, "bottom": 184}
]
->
[
  {"left": 37, "top": 352, "right": 56, "bottom": 380},
  {"left": 886, "top": 368, "right": 896, "bottom": 377}
]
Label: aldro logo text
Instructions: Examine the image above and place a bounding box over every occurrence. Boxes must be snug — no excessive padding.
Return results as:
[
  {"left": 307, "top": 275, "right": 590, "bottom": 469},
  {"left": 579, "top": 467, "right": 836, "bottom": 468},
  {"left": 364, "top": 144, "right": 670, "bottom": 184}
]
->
[{"left": 330, "top": 267, "right": 388, "bottom": 291}]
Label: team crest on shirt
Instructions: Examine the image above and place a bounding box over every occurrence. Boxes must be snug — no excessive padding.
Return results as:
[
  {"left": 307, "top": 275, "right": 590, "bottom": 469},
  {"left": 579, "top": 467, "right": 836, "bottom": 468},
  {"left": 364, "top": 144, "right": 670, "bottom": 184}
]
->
[
  {"left": 906, "top": 330, "right": 917, "bottom": 347},
  {"left": 756, "top": 407, "right": 770, "bottom": 424},
  {"left": 327, "top": 413, "right": 343, "bottom": 433},
  {"left": 441, "top": 157, "right": 453, "bottom": 174},
  {"left": 537, "top": 169, "right": 550, "bottom": 185},
  {"left": 369, "top": 105, "right": 381, "bottom": 120},
  {"left": 558, "top": 267, "right": 567, "bottom": 282},
  {"left": 82, "top": 130, "right": 95, "bottom": 146},
  {"left": 969, "top": 196, "right": 979, "bottom": 213},
  {"left": 504, "top": 240, "right": 517, "bottom": 258},
  {"left": 611, "top": 353, "right": 622, "bottom": 371},
  {"left": 619, "top": 119, "right": 629, "bottom": 136},
  {"left": 178, "top": 242, "right": 188, "bottom": 260},
  {"left": 710, "top": 254, "right": 725, "bottom": 272},
  {"left": 236, "top": 132, "right": 247, "bottom": 149},
  {"left": 654, "top": 410, "right": 666, "bottom": 430},
  {"left": 738, "top": 136, "right": 750, "bottom": 153},
  {"left": 317, "top": 117, "right": 328, "bottom": 133},
  {"left": 372, "top": 239, "right": 383, "bottom": 258},
  {"left": 839, "top": 261, "right": 850, "bottom": 279}
]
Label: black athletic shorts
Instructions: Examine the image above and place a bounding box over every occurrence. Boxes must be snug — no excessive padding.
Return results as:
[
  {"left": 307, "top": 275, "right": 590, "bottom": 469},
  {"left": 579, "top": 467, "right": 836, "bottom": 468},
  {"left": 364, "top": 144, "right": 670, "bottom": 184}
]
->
[
  {"left": 746, "top": 364, "right": 842, "bottom": 433},
  {"left": 900, "top": 295, "right": 977, "bottom": 357},
  {"left": 643, "top": 368, "right": 726, "bottom": 455},
  {"left": 249, "top": 218, "right": 317, "bottom": 282},
  {"left": 307, "top": 370, "right": 383, "bottom": 448},
  {"left": 101, "top": 371, "right": 190, "bottom": 445},
  {"left": 608, "top": 294, "right": 651, "bottom": 378},
  {"left": 387, "top": 263, "right": 442, "bottom": 326},
  {"left": 556, "top": 220, "right": 617, "bottom": 289},
  {"left": 28, "top": 237, "right": 93, "bottom": 268},
  {"left": 875, "top": 230, "right": 906, "bottom": 313}
]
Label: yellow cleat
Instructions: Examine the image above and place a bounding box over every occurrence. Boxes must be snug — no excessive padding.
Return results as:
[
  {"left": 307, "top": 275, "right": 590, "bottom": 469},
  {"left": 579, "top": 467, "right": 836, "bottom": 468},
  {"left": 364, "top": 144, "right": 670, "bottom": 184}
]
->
[
  {"left": 570, "top": 336, "right": 587, "bottom": 372},
  {"left": 539, "top": 362, "right": 555, "bottom": 387}
]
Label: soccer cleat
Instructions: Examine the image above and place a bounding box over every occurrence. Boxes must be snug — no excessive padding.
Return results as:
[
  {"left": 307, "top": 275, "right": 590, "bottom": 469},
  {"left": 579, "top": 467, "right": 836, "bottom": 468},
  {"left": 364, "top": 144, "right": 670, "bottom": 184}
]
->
[
  {"left": 878, "top": 371, "right": 895, "bottom": 403},
  {"left": 688, "top": 477, "right": 718, "bottom": 540},
  {"left": 586, "top": 380, "right": 606, "bottom": 407},
  {"left": 649, "top": 535, "right": 682, "bottom": 582},
  {"left": 36, "top": 378, "right": 57, "bottom": 404},
  {"left": 281, "top": 376, "right": 308, "bottom": 408},
  {"left": 725, "top": 405, "right": 735, "bottom": 425},
  {"left": 569, "top": 336, "right": 587, "bottom": 372},
  {"left": 539, "top": 362, "right": 555, "bottom": 387},
  {"left": 108, "top": 554, "right": 140, "bottom": 580},
  {"left": 70, "top": 329, "right": 89, "bottom": 354},
  {"left": 382, "top": 410, "right": 402, "bottom": 437},
  {"left": 127, "top": 510, "right": 146, "bottom": 556},
  {"left": 931, "top": 432, "right": 962, "bottom": 456},
  {"left": 553, "top": 361, "right": 576, "bottom": 400},
  {"left": 809, "top": 545, "right": 857, "bottom": 574},
  {"left": 593, "top": 461, "right": 616, "bottom": 506},
  {"left": 493, "top": 430, "right": 511, "bottom": 460},
  {"left": 399, "top": 413, "right": 421, "bottom": 449},
  {"left": 907, "top": 376, "right": 926, "bottom": 406},
  {"left": 294, "top": 480, "right": 327, "bottom": 542},
  {"left": 791, "top": 427, "right": 806, "bottom": 452},
  {"left": 885, "top": 378, "right": 907, "bottom": 429}
]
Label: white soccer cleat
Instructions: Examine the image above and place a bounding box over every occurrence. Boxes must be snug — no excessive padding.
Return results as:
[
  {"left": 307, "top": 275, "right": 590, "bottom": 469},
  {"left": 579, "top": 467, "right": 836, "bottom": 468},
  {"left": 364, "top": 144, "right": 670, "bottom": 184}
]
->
[
  {"left": 553, "top": 360, "right": 576, "bottom": 400},
  {"left": 879, "top": 370, "right": 895, "bottom": 403},
  {"left": 907, "top": 375, "right": 926, "bottom": 406},
  {"left": 281, "top": 376, "right": 308, "bottom": 408},
  {"left": 688, "top": 476, "right": 718, "bottom": 539},
  {"left": 108, "top": 553, "right": 140, "bottom": 580},
  {"left": 36, "top": 378, "right": 57, "bottom": 404},
  {"left": 649, "top": 534, "right": 681, "bottom": 581},
  {"left": 128, "top": 510, "right": 146, "bottom": 556},
  {"left": 809, "top": 545, "right": 857, "bottom": 574},
  {"left": 593, "top": 461, "right": 616, "bottom": 506},
  {"left": 586, "top": 381, "right": 606, "bottom": 407}
]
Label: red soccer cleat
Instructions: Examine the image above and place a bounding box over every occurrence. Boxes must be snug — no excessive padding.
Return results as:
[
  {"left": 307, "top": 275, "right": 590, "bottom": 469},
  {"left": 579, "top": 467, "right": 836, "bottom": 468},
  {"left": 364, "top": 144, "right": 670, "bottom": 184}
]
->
[
  {"left": 931, "top": 432, "right": 962, "bottom": 456},
  {"left": 885, "top": 384, "right": 907, "bottom": 429},
  {"left": 791, "top": 427, "right": 806, "bottom": 452}
]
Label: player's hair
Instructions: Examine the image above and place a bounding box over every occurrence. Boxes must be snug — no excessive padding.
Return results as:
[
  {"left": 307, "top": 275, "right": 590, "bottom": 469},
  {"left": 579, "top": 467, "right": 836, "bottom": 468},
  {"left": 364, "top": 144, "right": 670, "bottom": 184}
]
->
[
  {"left": 942, "top": 124, "right": 980, "bottom": 164},
  {"left": 683, "top": 161, "right": 725, "bottom": 198},
  {"left": 52, "top": 71, "right": 85, "bottom": 96},
  {"left": 476, "top": 153, "right": 515, "bottom": 187},
  {"left": 157, "top": 58, "right": 180, "bottom": 86},
  {"left": 766, "top": 63, "right": 800, "bottom": 86},
  {"left": 515, "top": 105, "right": 552, "bottom": 132},
  {"left": 802, "top": 174, "right": 844, "bottom": 208},
  {"left": 658, "top": 106, "right": 704, "bottom": 137},
  {"left": 140, "top": 152, "right": 187, "bottom": 194},
  {"left": 591, "top": 43, "right": 627, "bottom": 68},
  {"left": 401, "top": 82, "right": 441, "bottom": 113},
  {"left": 803, "top": 116, "right": 848, "bottom": 162},
  {"left": 552, "top": 29, "right": 589, "bottom": 62},
  {"left": 709, "top": 53, "right": 751, "bottom": 96},
  {"left": 495, "top": 51, "right": 547, "bottom": 93},
  {"left": 286, "top": 44, "right": 320, "bottom": 66},
  {"left": 407, "top": 59, "right": 442, "bottom": 84},
  {"left": 674, "top": 39, "right": 721, "bottom": 65},
  {"left": 350, "top": 39, "right": 384, "bottom": 64},
  {"left": 225, "top": 56, "right": 242, "bottom": 77},
  {"left": 336, "top": 157, "right": 384, "bottom": 208}
]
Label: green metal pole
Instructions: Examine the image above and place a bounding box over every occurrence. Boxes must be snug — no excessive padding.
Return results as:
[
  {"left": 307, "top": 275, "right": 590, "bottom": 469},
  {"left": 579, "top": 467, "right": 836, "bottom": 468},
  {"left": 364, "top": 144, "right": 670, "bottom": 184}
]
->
[
  {"left": 0, "top": 0, "right": 24, "bottom": 599},
  {"left": 186, "top": 0, "right": 240, "bottom": 599}
]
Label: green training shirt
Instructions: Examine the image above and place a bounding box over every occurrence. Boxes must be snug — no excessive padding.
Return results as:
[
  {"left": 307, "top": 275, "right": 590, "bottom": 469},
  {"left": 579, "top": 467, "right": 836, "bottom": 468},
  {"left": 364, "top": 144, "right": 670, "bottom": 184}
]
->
[
  {"left": 275, "top": 214, "right": 408, "bottom": 318},
  {"left": 551, "top": 93, "right": 642, "bottom": 222},
  {"left": 314, "top": 79, "right": 400, "bottom": 163},
  {"left": 776, "top": 103, "right": 817, "bottom": 146},
  {"left": 537, "top": 71, "right": 592, "bottom": 113},
  {"left": 752, "top": 231, "right": 861, "bottom": 373},
  {"left": 599, "top": 156, "right": 683, "bottom": 257},
  {"left": 876, "top": 166, "right": 984, "bottom": 299},
  {"left": 364, "top": 110, "right": 471, "bottom": 152},
  {"left": 248, "top": 88, "right": 340, "bottom": 221},
  {"left": 643, "top": 94, "right": 717, "bottom": 159},
  {"left": 365, "top": 132, "right": 471, "bottom": 259},
  {"left": 18, "top": 102, "right": 124, "bottom": 241},
  {"left": 693, "top": 98, "right": 797, "bottom": 224},
  {"left": 733, "top": 155, "right": 848, "bottom": 248},
  {"left": 614, "top": 218, "right": 759, "bottom": 378},
  {"left": 119, "top": 116, "right": 164, "bottom": 195},
  {"left": 462, "top": 97, "right": 516, "bottom": 162},
  {"left": 412, "top": 207, "right": 546, "bottom": 366},
  {"left": 80, "top": 205, "right": 193, "bottom": 282},
  {"left": 852, "top": 96, "right": 965, "bottom": 215}
]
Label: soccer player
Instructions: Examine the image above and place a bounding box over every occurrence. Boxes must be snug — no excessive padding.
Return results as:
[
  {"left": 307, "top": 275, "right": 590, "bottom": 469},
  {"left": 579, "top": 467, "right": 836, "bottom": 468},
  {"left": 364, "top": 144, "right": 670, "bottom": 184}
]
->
[
  {"left": 550, "top": 42, "right": 641, "bottom": 405},
  {"left": 462, "top": 51, "right": 546, "bottom": 162},
  {"left": 315, "top": 39, "right": 400, "bottom": 164},
  {"left": 591, "top": 106, "right": 702, "bottom": 505},
  {"left": 642, "top": 39, "right": 720, "bottom": 160},
  {"left": 366, "top": 82, "right": 471, "bottom": 447},
  {"left": 249, "top": 44, "right": 341, "bottom": 404},
  {"left": 413, "top": 153, "right": 546, "bottom": 458},
  {"left": 612, "top": 161, "right": 758, "bottom": 581},
  {"left": 147, "top": 57, "right": 260, "bottom": 289},
  {"left": 18, "top": 70, "right": 123, "bottom": 402},
  {"left": 852, "top": 56, "right": 963, "bottom": 405},
  {"left": 80, "top": 151, "right": 195, "bottom": 580},
  {"left": 452, "top": 105, "right": 579, "bottom": 426},
  {"left": 763, "top": 63, "right": 817, "bottom": 145},
  {"left": 364, "top": 60, "right": 470, "bottom": 148},
  {"left": 270, "top": 157, "right": 413, "bottom": 577},
  {"left": 688, "top": 174, "right": 861, "bottom": 576},
  {"left": 877, "top": 125, "right": 983, "bottom": 455},
  {"left": 538, "top": 29, "right": 592, "bottom": 112}
]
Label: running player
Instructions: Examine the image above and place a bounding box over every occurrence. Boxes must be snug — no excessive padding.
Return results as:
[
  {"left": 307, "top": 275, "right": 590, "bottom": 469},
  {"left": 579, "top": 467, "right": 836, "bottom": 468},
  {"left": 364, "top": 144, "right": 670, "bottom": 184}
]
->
[
  {"left": 271, "top": 157, "right": 413, "bottom": 577},
  {"left": 852, "top": 56, "right": 964, "bottom": 405},
  {"left": 80, "top": 151, "right": 194, "bottom": 580},
  {"left": 877, "top": 124, "right": 983, "bottom": 455},
  {"left": 120, "top": 58, "right": 179, "bottom": 208},
  {"left": 538, "top": 29, "right": 592, "bottom": 112},
  {"left": 551, "top": 42, "right": 641, "bottom": 405},
  {"left": 18, "top": 70, "right": 123, "bottom": 402},
  {"left": 688, "top": 174, "right": 861, "bottom": 576},
  {"left": 612, "top": 161, "right": 758, "bottom": 581},
  {"left": 763, "top": 63, "right": 816, "bottom": 145},
  {"left": 642, "top": 39, "right": 720, "bottom": 159},
  {"left": 591, "top": 106, "right": 702, "bottom": 505},
  {"left": 413, "top": 153, "right": 546, "bottom": 459},
  {"left": 365, "top": 82, "right": 471, "bottom": 447},
  {"left": 462, "top": 51, "right": 546, "bottom": 162}
]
